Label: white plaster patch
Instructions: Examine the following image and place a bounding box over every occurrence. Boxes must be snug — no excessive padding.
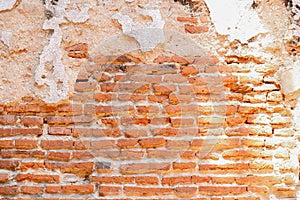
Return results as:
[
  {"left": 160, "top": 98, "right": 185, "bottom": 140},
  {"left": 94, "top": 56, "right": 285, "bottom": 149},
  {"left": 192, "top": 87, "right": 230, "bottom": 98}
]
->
[
  {"left": 1, "top": 30, "right": 12, "bottom": 47},
  {"left": 0, "top": 0, "right": 17, "bottom": 11},
  {"left": 112, "top": 9, "right": 165, "bottom": 52},
  {"left": 279, "top": 61, "right": 300, "bottom": 98},
  {"left": 66, "top": 3, "right": 91, "bottom": 23},
  {"left": 204, "top": 0, "right": 266, "bottom": 43}
]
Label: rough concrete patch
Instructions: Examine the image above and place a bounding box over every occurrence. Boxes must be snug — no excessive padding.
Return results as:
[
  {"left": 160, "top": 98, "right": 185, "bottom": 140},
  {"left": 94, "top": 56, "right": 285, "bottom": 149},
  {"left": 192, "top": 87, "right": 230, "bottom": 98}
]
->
[
  {"left": 164, "top": 31, "right": 206, "bottom": 57},
  {"left": 279, "top": 62, "right": 300, "bottom": 100},
  {"left": 112, "top": 9, "right": 165, "bottom": 52},
  {"left": 1, "top": 30, "right": 12, "bottom": 47},
  {"left": 66, "top": 3, "right": 91, "bottom": 23},
  {"left": 204, "top": 0, "right": 266, "bottom": 43},
  {"left": 0, "top": 0, "right": 17, "bottom": 11}
]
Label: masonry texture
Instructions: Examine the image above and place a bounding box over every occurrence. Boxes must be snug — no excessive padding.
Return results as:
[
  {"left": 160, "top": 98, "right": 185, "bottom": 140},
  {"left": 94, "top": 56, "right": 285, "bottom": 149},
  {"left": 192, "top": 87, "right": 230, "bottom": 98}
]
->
[{"left": 0, "top": 0, "right": 300, "bottom": 199}]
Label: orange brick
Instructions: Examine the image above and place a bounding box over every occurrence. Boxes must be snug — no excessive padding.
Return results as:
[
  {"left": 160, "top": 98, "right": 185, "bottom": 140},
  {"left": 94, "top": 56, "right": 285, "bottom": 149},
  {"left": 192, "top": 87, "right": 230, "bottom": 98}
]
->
[
  {"left": 173, "top": 162, "right": 196, "bottom": 171},
  {"left": 99, "top": 186, "right": 122, "bottom": 196},
  {"left": 16, "top": 174, "right": 59, "bottom": 183},
  {"left": 41, "top": 140, "right": 73, "bottom": 150},
  {"left": 21, "top": 186, "right": 43, "bottom": 195},
  {"left": 124, "top": 186, "right": 172, "bottom": 196},
  {"left": 45, "top": 162, "right": 94, "bottom": 178},
  {"left": 0, "top": 186, "right": 18, "bottom": 196},
  {"left": 117, "top": 139, "right": 139, "bottom": 148},
  {"left": 15, "top": 139, "right": 38, "bottom": 149},
  {"left": 91, "top": 176, "right": 134, "bottom": 184},
  {"left": 139, "top": 138, "right": 165, "bottom": 148},
  {"left": 177, "top": 17, "right": 198, "bottom": 24},
  {"left": 136, "top": 176, "right": 159, "bottom": 185},
  {"left": 0, "top": 173, "right": 8, "bottom": 183},
  {"left": 0, "top": 140, "right": 14, "bottom": 149},
  {"left": 175, "top": 186, "right": 197, "bottom": 198},
  {"left": 48, "top": 151, "right": 71, "bottom": 162},
  {"left": 120, "top": 163, "right": 170, "bottom": 174},
  {"left": 61, "top": 185, "right": 94, "bottom": 195},
  {"left": 199, "top": 186, "right": 247, "bottom": 196},
  {"left": 185, "top": 24, "right": 208, "bottom": 33}
]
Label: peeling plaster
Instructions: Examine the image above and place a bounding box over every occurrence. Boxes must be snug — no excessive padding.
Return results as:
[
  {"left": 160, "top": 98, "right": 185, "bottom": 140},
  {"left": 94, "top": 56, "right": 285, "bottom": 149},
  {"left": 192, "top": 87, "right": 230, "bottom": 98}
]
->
[
  {"left": 66, "top": 3, "right": 91, "bottom": 23},
  {"left": 204, "top": 0, "right": 266, "bottom": 43},
  {"left": 35, "top": 0, "right": 91, "bottom": 103},
  {"left": 112, "top": 9, "right": 165, "bottom": 52},
  {"left": 279, "top": 62, "right": 300, "bottom": 99},
  {"left": 0, "top": 0, "right": 17, "bottom": 11}
]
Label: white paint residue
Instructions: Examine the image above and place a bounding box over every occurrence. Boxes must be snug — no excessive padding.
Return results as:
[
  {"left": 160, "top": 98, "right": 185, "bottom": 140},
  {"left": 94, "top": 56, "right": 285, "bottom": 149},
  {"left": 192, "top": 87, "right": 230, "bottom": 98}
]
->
[
  {"left": 1, "top": 30, "right": 12, "bottom": 47},
  {"left": 204, "top": 0, "right": 266, "bottom": 43},
  {"left": 0, "top": 0, "right": 17, "bottom": 11},
  {"left": 113, "top": 9, "right": 165, "bottom": 52},
  {"left": 66, "top": 3, "right": 91, "bottom": 23}
]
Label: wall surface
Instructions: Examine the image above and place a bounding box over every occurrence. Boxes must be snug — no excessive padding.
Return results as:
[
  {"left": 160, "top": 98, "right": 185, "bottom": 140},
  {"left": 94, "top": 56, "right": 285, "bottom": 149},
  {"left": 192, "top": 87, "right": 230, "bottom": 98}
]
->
[{"left": 0, "top": 0, "right": 299, "bottom": 199}]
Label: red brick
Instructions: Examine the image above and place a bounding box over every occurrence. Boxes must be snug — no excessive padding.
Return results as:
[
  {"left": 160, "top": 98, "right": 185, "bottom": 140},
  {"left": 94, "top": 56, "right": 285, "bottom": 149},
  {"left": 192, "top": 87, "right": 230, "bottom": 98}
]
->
[
  {"left": 199, "top": 163, "right": 249, "bottom": 174},
  {"left": 181, "top": 66, "right": 198, "bottom": 76},
  {"left": 120, "top": 163, "right": 170, "bottom": 174},
  {"left": 117, "top": 139, "right": 139, "bottom": 148},
  {"left": 48, "top": 127, "right": 72, "bottom": 136},
  {"left": 20, "top": 116, "right": 43, "bottom": 127},
  {"left": 0, "top": 115, "right": 17, "bottom": 125},
  {"left": 16, "top": 174, "right": 59, "bottom": 183},
  {"left": 222, "top": 149, "right": 272, "bottom": 160},
  {"left": 41, "top": 140, "right": 73, "bottom": 150},
  {"left": 173, "top": 162, "right": 196, "bottom": 171},
  {"left": 101, "top": 118, "right": 118, "bottom": 127},
  {"left": 99, "top": 186, "right": 122, "bottom": 196},
  {"left": 198, "top": 186, "right": 247, "bottom": 196},
  {"left": 185, "top": 24, "right": 208, "bottom": 33},
  {"left": 162, "top": 176, "right": 192, "bottom": 185},
  {"left": 65, "top": 43, "right": 88, "bottom": 58},
  {"left": 175, "top": 186, "right": 197, "bottom": 198},
  {"left": 92, "top": 71, "right": 112, "bottom": 82},
  {"left": 136, "top": 176, "right": 159, "bottom": 185},
  {"left": 0, "top": 140, "right": 14, "bottom": 149},
  {"left": 1, "top": 150, "right": 45, "bottom": 159},
  {"left": 61, "top": 185, "right": 94, "bottom": 194},
  {"left": 20, "top": 162, "right": 44, "bottom": 171},
  {"left": 74, "top": 82, "right": 97, "bottom": 92},
  {"left": 153, "top": 55, "right": 171, "bottom": 63},
  {"left": 211, "top": 176, "right": 235, "bottom": 184},
  {"left": 0, "top": 186, "right": 18, "bottom": 196},
  {"left": 177, "top": 17, "right": 198, "bottom": 24},
  {"left": 126, "top": 64, "right": 179, "bottom": 75},
  {"left": 247, "top": 186, "right": 269, "bottom": 196},
  {"left": 153, "top": 84, "right": 176, "bottom": 95},
  {"left": 11, "top": 128, "right": 42, "bottom": 136},
  {"left": 95, "top": 93, "right": 116, "bottom": 102},
  {"left": 139, "top": 138, "right": 165, "bottom": 148},
  {"left": 170, "top": 117, "right": 195, "bottom": 127},
  {"left": 169, "top": 94, "right": 192, "bottom": 104},
  {"left": 124, "top": 186, "right": 173, "bottom": 196},
  {"left": 0, "top": 174, "right": 8, "bottom": 183},
  {"left": 0, "top": 160, "right": 19, "bottom": 170},
  {"left": 236, "top": 175, "right": 281, "bottom": 186},
  {"left": 128, "top": 75, "right": 162, "bottom": 83},
  {"left": 120, "top": 150, "right": 144, "bottom": 160},
  {"left": 48, "top": 151, "right": 71, "bottom": 162},
  {"left": 124, "top": 129, "right": 148, "bottom": 138},
  {"left": 45, "top": 162, "right": 94, "bottom": 177},
  {"left": 147, "top": 149, "right": 179, "bottom": 159},
  {"left": 21, "top": 186, "right": 43, "bottom": 195},
  {"left": 15, "top": 139, "right": 38, "bottom": 149},
  {"left": 95, "top": 105, "right": 134, "bottom": 117},
  {"left": 166, "top": 140, "right": 190, "bottom": 150},
  {"left": 45, "top": 185, "right": 61, "bottom": 194},
  {"left": 91, "top": 176, "right": 134, "bottom": 184},
  {"left": 121, "top": 117, "right": 149, "bottom": 126},
  {"left": 73, "top": 128, "right": 121, "bottom": 137}
]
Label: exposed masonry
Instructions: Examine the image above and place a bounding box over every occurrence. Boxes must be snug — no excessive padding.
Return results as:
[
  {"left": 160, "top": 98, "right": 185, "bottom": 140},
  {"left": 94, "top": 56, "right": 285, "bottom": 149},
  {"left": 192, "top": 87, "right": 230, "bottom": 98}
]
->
[{"left": 34, "top": 0, "right": 91, "bottom": 103}]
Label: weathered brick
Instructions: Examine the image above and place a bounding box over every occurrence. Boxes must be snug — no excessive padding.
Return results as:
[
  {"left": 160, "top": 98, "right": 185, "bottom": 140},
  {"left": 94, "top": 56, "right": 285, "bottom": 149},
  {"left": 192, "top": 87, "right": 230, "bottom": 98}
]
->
[
  {"left": 16, "top": 174, "right": 59, "bottom": 183},
  {"left": 124, "top": 186, "right": 173, "bottom": 196},
  {"left": 139, "top": 138, "right": 165, "bottom": 148},
  {"left": 177, "top": 17, "right": 198, "bottom": 24},
  {"left": 91, "top": 176, "right": 134, "bottom": 184},
  {"left": 45, "top": 162, "right": 94, "bottom": 177},
  {"left": 99, "top": 186, "right": 122, "bottom": 196},
  {"left": 0, "top": 174, "right": 8, "bottom": 183},
  {"left": 0, "top": 186, "right": 18, "bottom": 196},
  {"left": 198, "top": 186, "right": 247, "bottom": 196},
  {"left": 21, "top": 186, "right": 43, "bottom": 195},
  {"left": 120, "top": 163, "right": 170, "bottom": 174},
  {"left": 175, "top": 186, "right": 197, "bottom": 198},
  {"left": 41, "top": 140, "right": 73, "bottom": 150},
  {"left": 135, "top": 176, "right": 159, "bottom": 185},
  {"left": 48, "top": 151, "right": 71, "bottom": 162},
  {"left": 15, "top": 139, "right": 38, "bottom": 149},
  {"left": 61, "top": 185, "right": 94, "bottom": 194},
  {"left": 185, "top": 24, "right": 208, "bottom": 33}
]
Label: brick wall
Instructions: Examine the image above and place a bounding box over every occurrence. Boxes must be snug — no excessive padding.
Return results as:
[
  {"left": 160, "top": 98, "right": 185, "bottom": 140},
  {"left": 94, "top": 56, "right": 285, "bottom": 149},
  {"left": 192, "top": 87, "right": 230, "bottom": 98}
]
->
[{"left": 0, "top": 52, "right": 297, "bottom": 199}]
